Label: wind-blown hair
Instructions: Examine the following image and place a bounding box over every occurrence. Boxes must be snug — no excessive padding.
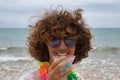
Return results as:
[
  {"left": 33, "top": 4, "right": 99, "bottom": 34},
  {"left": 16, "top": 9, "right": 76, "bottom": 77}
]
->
[{"left": 28, "top": 8, "right": 92, "bottom": 64}]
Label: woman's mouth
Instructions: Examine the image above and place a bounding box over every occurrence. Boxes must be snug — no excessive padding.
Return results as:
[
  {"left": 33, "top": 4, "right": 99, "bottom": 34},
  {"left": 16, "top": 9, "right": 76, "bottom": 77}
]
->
[{"left": 55, "top": 52, "right": 69, "bottom": 56}]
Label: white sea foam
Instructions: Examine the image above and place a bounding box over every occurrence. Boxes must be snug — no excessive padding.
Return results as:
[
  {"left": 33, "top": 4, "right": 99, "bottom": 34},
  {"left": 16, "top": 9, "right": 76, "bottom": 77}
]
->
[
  {"left": 0, "top": 47, "right": 7, "bottom": 50},
  {"left": 0, "top": 56, "right": 32, "bottom": 63}
]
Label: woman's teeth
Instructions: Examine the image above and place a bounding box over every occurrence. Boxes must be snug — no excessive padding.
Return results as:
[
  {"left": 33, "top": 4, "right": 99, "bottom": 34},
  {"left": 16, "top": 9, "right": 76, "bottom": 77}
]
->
[{"left": 56, "top": 53, "right": 67, "bottom": 56}]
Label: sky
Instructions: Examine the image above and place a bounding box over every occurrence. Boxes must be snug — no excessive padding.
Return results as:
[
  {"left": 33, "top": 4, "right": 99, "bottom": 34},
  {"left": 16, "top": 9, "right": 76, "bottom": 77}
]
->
[{"left": 0, "top": 0, "right": 120, "bottom": 28}]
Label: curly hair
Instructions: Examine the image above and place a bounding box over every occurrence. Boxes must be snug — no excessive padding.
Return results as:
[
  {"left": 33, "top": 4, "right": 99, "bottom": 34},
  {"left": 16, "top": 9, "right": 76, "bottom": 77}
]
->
[{"left": 28, "top": 8, "right": 92, "bottom": 64}]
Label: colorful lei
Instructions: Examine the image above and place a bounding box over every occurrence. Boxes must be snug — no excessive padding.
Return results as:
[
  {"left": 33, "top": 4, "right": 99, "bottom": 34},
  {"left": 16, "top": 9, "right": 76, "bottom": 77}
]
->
[{"left": 38, "top": 61, "right": 78, "bottom": 80}]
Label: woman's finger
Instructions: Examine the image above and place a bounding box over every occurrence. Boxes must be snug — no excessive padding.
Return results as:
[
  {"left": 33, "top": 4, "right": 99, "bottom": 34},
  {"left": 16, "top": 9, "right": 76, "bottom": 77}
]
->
[
  {"left": 53, "top": 58, "right": 71, "bottom": 72},
  {"left": 49, "top": 56, "right": 66, "bottom": 70}
]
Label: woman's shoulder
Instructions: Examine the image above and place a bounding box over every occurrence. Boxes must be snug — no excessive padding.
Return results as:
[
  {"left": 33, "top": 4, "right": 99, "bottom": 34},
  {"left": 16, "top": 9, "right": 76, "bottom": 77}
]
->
[{"left": 19, "top": 70, "right": 41, "bottom": 80}]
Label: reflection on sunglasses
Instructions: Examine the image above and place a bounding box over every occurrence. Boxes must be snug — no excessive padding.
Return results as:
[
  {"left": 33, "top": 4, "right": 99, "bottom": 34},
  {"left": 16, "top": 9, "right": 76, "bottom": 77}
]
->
[{"left": 49, "top": 39, "right": 76, "bottom": 47}]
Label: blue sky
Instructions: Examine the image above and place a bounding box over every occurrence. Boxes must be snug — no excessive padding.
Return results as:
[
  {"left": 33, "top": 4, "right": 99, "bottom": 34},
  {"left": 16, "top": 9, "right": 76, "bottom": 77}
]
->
[{"left": 0, "top": 0, "right": 120, "bottom": 28}]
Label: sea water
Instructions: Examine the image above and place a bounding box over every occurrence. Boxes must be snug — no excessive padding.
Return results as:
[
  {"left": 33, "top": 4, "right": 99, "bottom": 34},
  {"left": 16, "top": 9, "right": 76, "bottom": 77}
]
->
[{"left": 0, "top": 28, "right": 120, "bottom": 80}]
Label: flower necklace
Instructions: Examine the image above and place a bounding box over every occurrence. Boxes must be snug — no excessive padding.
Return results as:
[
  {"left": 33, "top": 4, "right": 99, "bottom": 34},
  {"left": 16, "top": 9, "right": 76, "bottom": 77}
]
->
[{"left": 38, "top": 61, "right": 78, "bottom": 80}]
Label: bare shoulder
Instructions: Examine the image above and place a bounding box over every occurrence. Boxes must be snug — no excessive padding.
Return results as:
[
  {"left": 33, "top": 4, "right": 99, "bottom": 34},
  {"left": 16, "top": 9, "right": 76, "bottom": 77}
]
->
[{"left": 19, "top": 70, "right": 40, "bottom": 80}]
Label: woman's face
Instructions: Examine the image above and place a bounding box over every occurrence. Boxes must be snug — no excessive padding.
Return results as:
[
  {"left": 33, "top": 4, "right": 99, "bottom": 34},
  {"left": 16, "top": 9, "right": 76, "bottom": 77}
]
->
[{"left": 47, "top": 38, "right": 76, "bottom": 64}]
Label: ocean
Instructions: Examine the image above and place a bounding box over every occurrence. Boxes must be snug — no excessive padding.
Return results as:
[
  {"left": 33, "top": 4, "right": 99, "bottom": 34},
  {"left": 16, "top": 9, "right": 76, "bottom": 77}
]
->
[{"left": 0, "top": 28, "right": 120, "bottom": 80}]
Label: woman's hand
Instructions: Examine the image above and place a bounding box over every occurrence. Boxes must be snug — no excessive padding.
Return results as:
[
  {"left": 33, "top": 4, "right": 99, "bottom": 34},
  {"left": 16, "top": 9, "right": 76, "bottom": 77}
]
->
[{"left": 47, "top": 56, "right": 73, "bottom": 80}]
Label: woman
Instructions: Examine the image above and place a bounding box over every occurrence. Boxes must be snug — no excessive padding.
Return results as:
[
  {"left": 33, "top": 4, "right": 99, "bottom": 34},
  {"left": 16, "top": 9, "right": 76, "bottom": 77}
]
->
[{"left": 19, "top": 8, "right": 92, "bottom": 80}]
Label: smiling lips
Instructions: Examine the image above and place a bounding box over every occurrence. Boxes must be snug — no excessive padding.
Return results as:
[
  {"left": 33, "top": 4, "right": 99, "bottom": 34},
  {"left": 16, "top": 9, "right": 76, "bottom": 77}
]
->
[
  {"left": 56, "top": 53, "right": 68, "bottom": 56},
  {"left": 55, "top": 52, "right": 72, "bottom": 57},
  {"left": 55, "top": 50, "right": 72, "bottom": 57}
]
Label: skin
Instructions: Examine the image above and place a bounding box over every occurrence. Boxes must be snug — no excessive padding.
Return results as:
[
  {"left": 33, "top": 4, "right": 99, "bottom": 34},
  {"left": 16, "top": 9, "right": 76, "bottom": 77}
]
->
[{"left": 47, "top": 39, "right": 76, "bottom": 80}]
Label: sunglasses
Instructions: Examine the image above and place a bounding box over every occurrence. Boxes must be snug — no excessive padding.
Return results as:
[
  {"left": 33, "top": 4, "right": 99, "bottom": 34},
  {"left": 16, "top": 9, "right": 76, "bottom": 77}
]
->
[{"left": 49, "top": 39, "right": 76, "bottom": 47}]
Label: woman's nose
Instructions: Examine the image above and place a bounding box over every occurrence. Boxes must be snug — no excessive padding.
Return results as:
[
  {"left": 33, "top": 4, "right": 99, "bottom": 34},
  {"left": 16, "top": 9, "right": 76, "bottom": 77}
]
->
[{"left": 58, "top": 40, "right": 67, "bottom": 49}]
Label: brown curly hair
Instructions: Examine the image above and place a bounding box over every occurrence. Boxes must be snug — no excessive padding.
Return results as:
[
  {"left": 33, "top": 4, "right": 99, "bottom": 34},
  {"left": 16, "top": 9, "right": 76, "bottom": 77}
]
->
[{"left": 28, "top": 8, "right": 92, "bottom": 64}]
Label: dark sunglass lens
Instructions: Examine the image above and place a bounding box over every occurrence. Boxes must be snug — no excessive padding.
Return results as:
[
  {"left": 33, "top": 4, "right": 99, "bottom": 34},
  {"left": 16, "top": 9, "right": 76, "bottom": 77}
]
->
[
  {"left": 50, "top": 40, "right": 60, "bottom": 47},
  {"left": 65, "top": 39, "right": 76, "bottom": 47}
]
